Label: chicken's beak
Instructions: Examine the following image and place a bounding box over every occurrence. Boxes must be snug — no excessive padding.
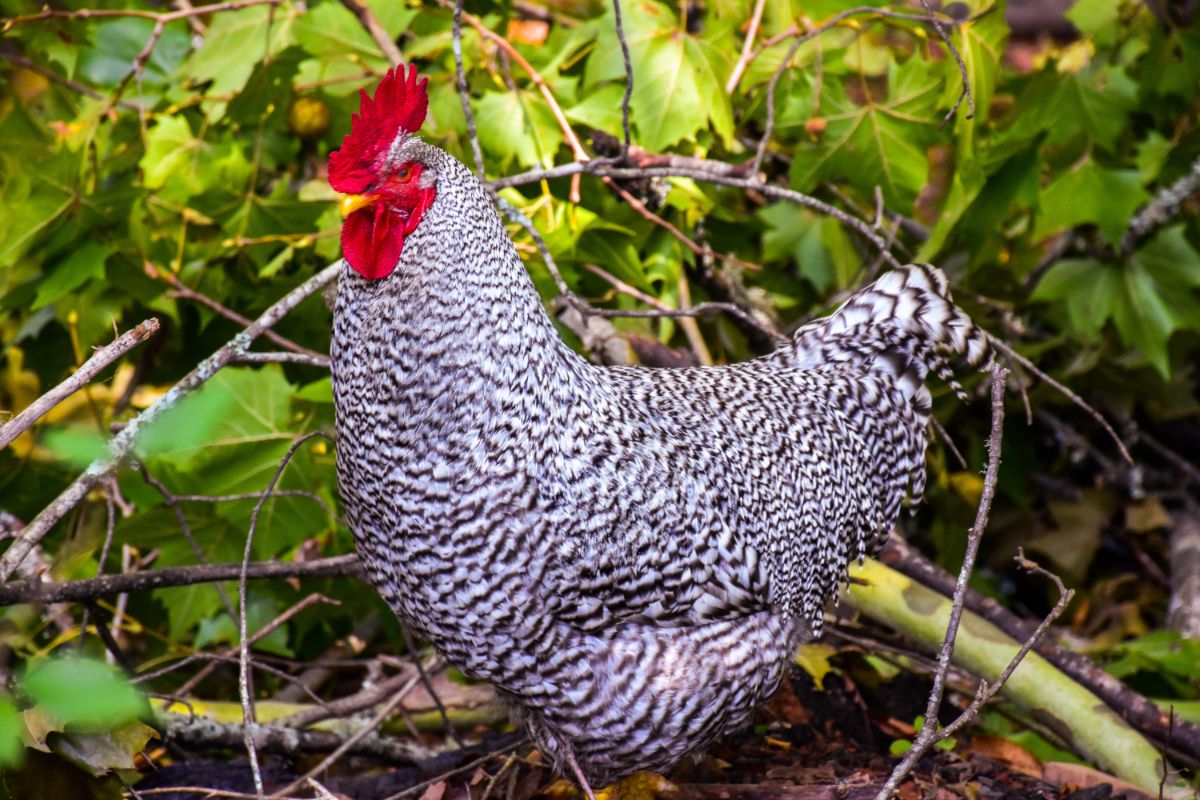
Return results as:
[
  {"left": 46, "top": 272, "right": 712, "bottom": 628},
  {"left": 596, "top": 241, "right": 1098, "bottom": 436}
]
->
[{"left": 339, "top": 193, "right": 377, "bottom": 218}]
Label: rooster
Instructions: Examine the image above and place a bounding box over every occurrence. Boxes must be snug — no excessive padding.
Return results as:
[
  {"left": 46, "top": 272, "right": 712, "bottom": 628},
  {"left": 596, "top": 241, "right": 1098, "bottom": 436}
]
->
[{"left": 329, "top": 66, "right": 988, "bottom": 798}]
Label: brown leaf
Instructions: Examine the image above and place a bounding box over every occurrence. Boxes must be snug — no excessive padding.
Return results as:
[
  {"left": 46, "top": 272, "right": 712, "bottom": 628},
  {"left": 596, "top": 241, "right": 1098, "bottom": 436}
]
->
[{"left": 965, "top": 734, "right": 1042, "bottom": 777}]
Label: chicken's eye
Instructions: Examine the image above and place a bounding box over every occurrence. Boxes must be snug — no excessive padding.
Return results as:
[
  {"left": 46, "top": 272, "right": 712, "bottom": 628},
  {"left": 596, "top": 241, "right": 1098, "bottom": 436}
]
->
[{"left": 393, "top": 166, "right": 414, "bottom": 183}]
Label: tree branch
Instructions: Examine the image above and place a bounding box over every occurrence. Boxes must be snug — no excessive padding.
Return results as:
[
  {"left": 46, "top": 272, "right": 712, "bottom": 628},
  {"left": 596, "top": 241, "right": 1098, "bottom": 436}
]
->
[
  {"left": 0, "top": 262, "right": 339, "bottom": 582},
  {"left": 0, "top": 318, "right": 160, "bottom": 450}
]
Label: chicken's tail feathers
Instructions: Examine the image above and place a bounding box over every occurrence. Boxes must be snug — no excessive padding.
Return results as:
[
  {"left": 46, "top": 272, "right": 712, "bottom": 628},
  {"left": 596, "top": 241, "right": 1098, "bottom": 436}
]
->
[{"left": 790, "top": 263, "right": 992, "bottom": 404}]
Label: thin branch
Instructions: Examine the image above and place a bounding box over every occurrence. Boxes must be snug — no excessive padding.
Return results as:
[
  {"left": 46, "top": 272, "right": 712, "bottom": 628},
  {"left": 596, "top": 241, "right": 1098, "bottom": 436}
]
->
[
  {"left": 934, "top": 549, "right": 1072, "bottom": 744},
  {"left": 881, "top": 535, "right": 1200, "bottom": 768},
  {"left": 0, "top": 551, "right": 359, "bottom": 610},
  {"left": 338, "top": 0, "right": 403, "bottom": 66},
  {"left": 754, "top": 32, "right": 807, "bottom": 178},
  {"left": 492, "top": 160, "right": 901, "bottom": 270},
  {"left": 160, "top": 268, "right": 327, "bottom": 361},
  {"left": 3, "top": 0, "right": 280, "bottom": 27},
  {"left": 232, "top": 351, "right": 330, "bottom": 369},
  {"left": 138, "top": 465, "right": 238, "bottom": 620},
  {"left": 0, "top": 318, "right": 160, "bottom": 450},
  {"left": 452, "top": 0, "right": 486, "bottom": 180},
  {"left": 988, "top": 335, "right": 1134, "bottom": 466},
  {"left": 1122, "top": 155, "right": 1200, "bottom": 255},
  {"left": 918, "top": 0, "right": 975, "bottom": 125},
  {"left": 611, "top": 0, "right": 633, "bottom": 152},
  {"left": 239, "top": 432, "right": 332, "bottom": 798},
  {"left": 158, "top": 710, "right": 432, "bottom": 765},
  {"left": 0, "top": 261, "right": 340, "bottom": 582},
  {"left": 443, "top": 0, "right": 588, "bottom": 202},
  {"left": 268, "top": 661, "right": 430, "bottom": 799},
  {"left": 0, "top": 53, "right": 143, "bottom": 111},
  {"left": 876, "top": 364, "right": 1007, "bottom": 800},
  {"left": 725, "top": 0, "right": 768, "bottom": 94}
]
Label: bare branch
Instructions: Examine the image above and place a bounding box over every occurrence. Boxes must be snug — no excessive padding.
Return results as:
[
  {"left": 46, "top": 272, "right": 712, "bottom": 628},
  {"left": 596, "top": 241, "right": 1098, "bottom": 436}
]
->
[
  {"left": 160, "top": 267, "right": 328, "bottom": 361},
  {"left": 725, "top": 0, "right": 768, "bottom": 94},
  {"left": 918, "top": 0, "right": 975, "bottom": 125},
  {"left": 1122, "top": 155, "right": 1200, "bottom": 254},
  {"left": 611, "top": 0, "right": 634, "bottom": 152},
  {"left": 240, "top": 432, "right": 332, "bottom": 797},
  {"left": 338, "top": 0, "right": 403, "bottom": 66},
  {"left": 3, "top": 0, "right": 280, "bottom": 26},
  {"left": 0, "top": 262, "right": 340, "bottom": 582},
  {"left": 452, "top": 0, "right": 486, "bottom": 180},
  {"left": 876, "top": 364, "right": 1007, "bottom": 800},
  {"left": 0, "top": 318, "right": 159, "bottom": 450}
]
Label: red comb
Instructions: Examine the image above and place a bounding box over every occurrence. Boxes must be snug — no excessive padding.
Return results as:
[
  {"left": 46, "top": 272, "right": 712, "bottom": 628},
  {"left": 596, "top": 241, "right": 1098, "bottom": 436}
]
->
[{"left": 328, "top": 65, "right": 429, "bottom": 194}]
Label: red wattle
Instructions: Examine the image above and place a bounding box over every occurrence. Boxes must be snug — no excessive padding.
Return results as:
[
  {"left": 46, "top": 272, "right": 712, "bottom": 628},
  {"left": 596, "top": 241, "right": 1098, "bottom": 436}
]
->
[{"left": 342, "top": 205, "right": 406, "bottom": 281}]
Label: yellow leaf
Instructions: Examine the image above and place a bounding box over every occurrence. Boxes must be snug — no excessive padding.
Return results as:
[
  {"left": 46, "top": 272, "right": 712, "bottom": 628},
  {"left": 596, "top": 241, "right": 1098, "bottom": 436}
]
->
[{"left": 794, "top": 643, "right": 837, "bottom": 690}]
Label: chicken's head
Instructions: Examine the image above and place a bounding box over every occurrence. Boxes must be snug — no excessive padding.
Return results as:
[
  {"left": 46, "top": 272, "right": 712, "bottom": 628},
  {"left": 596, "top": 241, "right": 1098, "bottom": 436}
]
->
[{"left": 328, "top": 65, "right": 436, "bottom": 281}]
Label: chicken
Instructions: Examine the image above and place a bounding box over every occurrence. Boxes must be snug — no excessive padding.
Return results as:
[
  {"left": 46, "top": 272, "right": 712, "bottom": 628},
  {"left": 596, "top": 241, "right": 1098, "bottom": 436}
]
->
[{"left": 329, "top": 66, "right": 989, "bottom": 794}]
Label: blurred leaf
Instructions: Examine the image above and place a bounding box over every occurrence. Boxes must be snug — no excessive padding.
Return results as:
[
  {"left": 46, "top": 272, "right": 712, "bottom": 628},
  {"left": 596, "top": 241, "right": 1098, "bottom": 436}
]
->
[
  {"left": 21, "top": 657, "right": 144, "bottom": 731},
  {"left": 0, "top": 695, "right": 23, "bottom": 768},
  {"left": 52, "top": 721, "right": 157, "bottom": 777},
  {"left": 1033, "top": 161, "right": 1147, "bottom": 245},
  {"left": 33, "top": 242, "right": 112, "bottom": 309},
  {"left": 77, "top": 19, "right": 191, "bottom": 88},
  {"left": 41, "top": 426, "right": 108, "bottom": 470},
  {"left": 474, "top": 91, "right": 566, "bottom": 169}
]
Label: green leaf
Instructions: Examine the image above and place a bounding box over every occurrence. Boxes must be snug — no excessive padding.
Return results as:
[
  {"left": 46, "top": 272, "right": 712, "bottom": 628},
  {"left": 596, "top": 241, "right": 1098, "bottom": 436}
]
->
[
  {"left": 586, "top": 0, "right": 734, "bottom": 150},
  {"left": 1034, "top": 161, "right": 1148, "bottom": 245},
  {"left": 33, "top": 242, "right": 113, "bottom": 309},
  {"left": 294, "top": 1, "right": 389, "bottom": 67},
  {"left": 41, "top": 426, "right": 109, "bottom": 470},
  {"left": 181, "top": 3, "right": 297, "bottom": 100},
  {"left": 1065, "top": 0, "right": 1120, "bottom": 37},
  {"left": 1032, "top": 258, "right": 1119, "bottom": 340},
  {"left": 789, "top": 57, "right": 941, "bottom": 206},
  {"left": 77, "top": 18, "right": 191, "bottom": 88},
  {"left": 474, "top": 91, "right": 566, "bottom": 169},
  {"left": 21, "top": 657, "right": 144, "bottom": 731},
  {"left": 139, "top": 116, "right": 205, "bottom": 196},
  {"left": 0, "top": 695, "right": 24, "bottom": 767}
]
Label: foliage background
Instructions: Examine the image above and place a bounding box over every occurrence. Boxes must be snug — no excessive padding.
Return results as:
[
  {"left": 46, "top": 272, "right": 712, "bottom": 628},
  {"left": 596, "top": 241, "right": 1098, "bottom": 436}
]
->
[{"left": 0, "top": 0, "right": 1199, "bottom": 793}]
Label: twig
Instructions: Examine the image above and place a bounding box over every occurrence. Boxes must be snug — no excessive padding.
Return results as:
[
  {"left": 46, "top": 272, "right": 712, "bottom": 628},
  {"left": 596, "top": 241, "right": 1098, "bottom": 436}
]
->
[
  {"left": 443, "top": 0, "right": 588, "bottom": 202},
  {"left": 3, "top": 0, "right": 279, "bottom": 27},
  {"left": 232, "top": 351, "right": 330, "bottom": 368},
  {"left": 0, "top": 261, "right": 340, "bottom": 582},
  {"left": 138, "top": 466, "right": 238, "bottom": 619},
  {"left": 918, "top": 0, "right": 975, "bottom": 125},
  {"left": 239, "top": 432, "right": 332, "bottom": 798},
  {"left": 274, "top": 666, "right": 415, "bottom": 729},
  {"left": 876, "top": 364, "right": 1007, "bottom": 800},
  {"left": 1122, "top": 155, "right": 1200, "bottom": 255},
  {"left": 611, "top": 0, "right": 633, "bottom": 152},
  {"left": 492, "top": 161, "right": 901, "bottom": 270},
  {"left": 268, "top": 662, "right": 429, "bottom": 799},
  {"left": 988, "top": 335, "right": 1134, "bottom": 466},
  {"left": 753, "top": 32, "right": 806, "bottom": 179},
  {"left": 0, "top": 554, "right": 360, "bottom": 609},
  {"left": 881, "top": 536, "right": 1200, "bottom": 769},
  {"left": 725, "top": 0, "right": 768, "bottom": 94},
  {"left": 160, "top": 269, "right": 327, "bottom": 361},
  {"left": 338, "top": 0, "right": 403, "bottom": 66},
  {"left": 0, "top": 53, "right": 143, "bottom": 111},
  {"left": 0, "top": 318, "right": 160, "bottom": 450},
  {"left": 382, "top": 738, "right": 526, "bottom": 800},
  {"left": 452, "top": 0, "right": 486, "bottom": 180}
]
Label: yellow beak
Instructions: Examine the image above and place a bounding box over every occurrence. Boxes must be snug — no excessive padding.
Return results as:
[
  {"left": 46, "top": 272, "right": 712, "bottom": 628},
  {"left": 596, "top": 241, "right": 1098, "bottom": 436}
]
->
[{"left": 339, "top": 193, "right": 377, "bottom": 218}]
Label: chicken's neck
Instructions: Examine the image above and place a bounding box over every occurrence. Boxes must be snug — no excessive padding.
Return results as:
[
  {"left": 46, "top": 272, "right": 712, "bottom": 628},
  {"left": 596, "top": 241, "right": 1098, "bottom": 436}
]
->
[{"left": 330, "top": 147, "right": 585, "bottom": 455}]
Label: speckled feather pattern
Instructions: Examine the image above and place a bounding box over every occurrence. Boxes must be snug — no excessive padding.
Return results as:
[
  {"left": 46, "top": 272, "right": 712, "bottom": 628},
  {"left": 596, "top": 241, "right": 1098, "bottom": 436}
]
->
[{"left": 332, "top": 139, "right": 989, "bottom": 784}]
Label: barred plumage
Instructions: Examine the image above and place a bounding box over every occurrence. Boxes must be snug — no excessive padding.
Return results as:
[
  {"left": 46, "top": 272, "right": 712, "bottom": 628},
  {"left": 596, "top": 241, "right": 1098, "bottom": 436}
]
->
[{"left": 331, "top": 136, "right": 988, "bottom": 785}]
